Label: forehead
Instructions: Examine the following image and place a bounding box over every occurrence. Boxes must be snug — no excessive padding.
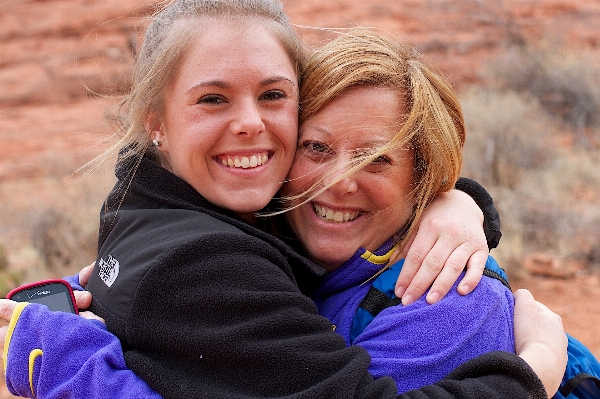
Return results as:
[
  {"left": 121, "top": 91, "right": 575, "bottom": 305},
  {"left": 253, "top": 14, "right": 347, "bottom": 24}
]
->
[
  {"left": 174, "top": 18, "right": 296, "bottom": 84},
  {"left": 300, "top": 86, "right": 405, "bottom": 145}
]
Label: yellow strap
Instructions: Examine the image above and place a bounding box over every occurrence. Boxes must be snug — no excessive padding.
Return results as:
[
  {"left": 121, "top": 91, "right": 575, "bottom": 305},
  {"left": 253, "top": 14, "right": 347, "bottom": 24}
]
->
[
  {"left": 360, "top": 244, "right": 398, "bottom": 265},
  {"left": 2, "top": 302, "right": 28, "bottom": 374},
  {"left": 29, "top": 349, "right": 43, "bottom": 399}
]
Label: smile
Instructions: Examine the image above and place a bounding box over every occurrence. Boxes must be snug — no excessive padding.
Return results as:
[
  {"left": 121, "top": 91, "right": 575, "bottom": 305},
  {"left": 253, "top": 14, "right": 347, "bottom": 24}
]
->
[
  {"left": 217, "top": 152, "right": 270, "bottom": 169},
  {"left": 312, "top": 203, "right": 360, "bottom": 223}
]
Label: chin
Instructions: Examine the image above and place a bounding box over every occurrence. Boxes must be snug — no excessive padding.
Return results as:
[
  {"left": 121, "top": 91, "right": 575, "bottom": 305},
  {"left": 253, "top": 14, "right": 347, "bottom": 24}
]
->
[
  {"left": 310, "top": 252, "right": 347, "bottom": 272},
  {"left": 225, "top": 192, "right": 274, "bottom": 213}
]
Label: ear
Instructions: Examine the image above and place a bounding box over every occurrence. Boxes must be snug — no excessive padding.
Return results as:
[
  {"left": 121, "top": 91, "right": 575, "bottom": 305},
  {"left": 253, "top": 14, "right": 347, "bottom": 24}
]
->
[{"left": 145, "top": 113, "right": 168, "bottom": 152}]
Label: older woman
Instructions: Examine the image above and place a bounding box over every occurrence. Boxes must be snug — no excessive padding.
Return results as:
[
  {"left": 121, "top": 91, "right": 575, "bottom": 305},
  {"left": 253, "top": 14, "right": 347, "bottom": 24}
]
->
[
  {"left": 282, "top": 29, "right": 518, "bottom": 393},
  {"left": 0, "top": 1, "right": 567, "bottom": 398}
]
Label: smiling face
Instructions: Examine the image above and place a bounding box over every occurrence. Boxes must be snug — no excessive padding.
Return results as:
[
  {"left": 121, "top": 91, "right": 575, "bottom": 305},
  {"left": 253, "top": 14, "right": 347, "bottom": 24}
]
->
[
  {"left": 282, "top": 86, "right": 416, "bottom": 271},
  {"left": 151, "top": 19, "right": 299, "bottom": 218}
]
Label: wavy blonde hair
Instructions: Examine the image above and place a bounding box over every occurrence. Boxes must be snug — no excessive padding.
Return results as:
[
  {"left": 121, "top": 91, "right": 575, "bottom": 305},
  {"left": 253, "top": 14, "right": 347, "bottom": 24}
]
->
[{"left": 285, "top": 29, "right": 465, "bottom": 254}]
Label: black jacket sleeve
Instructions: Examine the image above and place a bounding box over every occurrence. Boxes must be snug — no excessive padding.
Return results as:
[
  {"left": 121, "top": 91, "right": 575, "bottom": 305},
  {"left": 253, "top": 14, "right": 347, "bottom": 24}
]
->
[
  {"left": 122, "top": 231, "right": 396, "bottom": 399},
  {"left": 120, "top": 232, "right": 546, "bottom": 399},
  {"left": 455, "top": 177, "right": 502, "bottom": 250},
  {"left": 398, "top": 351, "right": 547, "bottom": 399}
]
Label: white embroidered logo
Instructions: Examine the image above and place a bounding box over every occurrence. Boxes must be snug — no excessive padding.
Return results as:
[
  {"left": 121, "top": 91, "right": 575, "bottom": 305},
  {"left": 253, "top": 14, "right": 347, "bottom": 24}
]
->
[{"left": 98, "top": 255, "right": 120, "bottom": 287}]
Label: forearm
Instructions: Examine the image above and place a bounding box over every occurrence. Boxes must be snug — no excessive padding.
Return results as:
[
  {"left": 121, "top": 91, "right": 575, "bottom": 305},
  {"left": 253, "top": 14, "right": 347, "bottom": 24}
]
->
[
  {"left": 518, "top": 342, "right": 561, "bottom": 396},
  {"left": 357, "top": 270, "right": 514, "bottom": 393},
  {"left": 398, "top": 351, "right": 547, "bottom": 399},
  {"left": 3, "top": 303, "right": 161, "bottom": 399}
]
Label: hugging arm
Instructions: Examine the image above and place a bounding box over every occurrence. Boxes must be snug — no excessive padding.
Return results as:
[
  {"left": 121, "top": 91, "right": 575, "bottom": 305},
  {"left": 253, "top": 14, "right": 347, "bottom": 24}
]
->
[
  {"left": 0, "top": 260, "right": 565, "bottom": 399},
  {"left": 396, "top": 178, "right": 500, "bottom": 304},
  {"left": 399, "top": 351, "right": 548, "bottom": 399},
  {"left": 355, "top": 261, "right": 515, "bottom": 393},
  {"left": 100, "top": 233, "right": 397, "bottom": 399},
  {"left": 354, "top": 280, "right": 565, "bottom": 398},
  {"left": 0, "top": 301, "right": 160, "bottom": 399},
  {"left": 1, "top": 291, "right": 553, "bottom": 399}
]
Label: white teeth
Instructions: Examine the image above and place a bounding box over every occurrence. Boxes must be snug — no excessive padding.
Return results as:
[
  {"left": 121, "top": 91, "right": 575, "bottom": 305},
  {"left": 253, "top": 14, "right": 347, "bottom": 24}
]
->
[
  {"left": 313, "top": 204, "right": 359, "bottom": 223},
  {"left": 220, "top": 153, "right": 269, "bottom": 169}
]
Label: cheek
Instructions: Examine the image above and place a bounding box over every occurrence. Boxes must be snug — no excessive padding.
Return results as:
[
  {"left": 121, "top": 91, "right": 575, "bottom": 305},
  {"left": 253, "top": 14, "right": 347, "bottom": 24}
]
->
[
  {"left": 270, "top": 101, "right": 298, "bottom": 132},
  {"left": 281, "top": 115, "right": 299, "bottom": 151},
  {"left": 281, "top": 157, "right": 314, "bottom": 197},
  {"left": 372, "top": 171, "right": 416, "bottom": 217}
]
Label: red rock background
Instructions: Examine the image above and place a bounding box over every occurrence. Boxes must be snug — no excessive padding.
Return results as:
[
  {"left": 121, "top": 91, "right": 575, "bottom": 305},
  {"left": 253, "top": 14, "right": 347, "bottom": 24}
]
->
[{"left": 1, "top": 1, "right": 599, "bottom": 397}]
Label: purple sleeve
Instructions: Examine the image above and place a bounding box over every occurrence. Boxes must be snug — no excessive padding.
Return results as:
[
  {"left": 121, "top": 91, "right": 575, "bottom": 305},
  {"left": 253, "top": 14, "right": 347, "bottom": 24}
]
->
[
  {"left": 4, "top": 303, "right": 161, "bottom": 399},
  {"left": 354, "top": 278, "right": 515, "bottom": 394},
  {"left": 63, "top": 273, "right": 85, "bottom": 292}
]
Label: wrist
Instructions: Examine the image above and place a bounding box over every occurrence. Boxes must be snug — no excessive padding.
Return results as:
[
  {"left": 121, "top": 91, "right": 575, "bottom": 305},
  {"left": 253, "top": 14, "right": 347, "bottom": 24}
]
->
[
  {"left": 454, "top": 177, "right": 502, "bottom": 250},
  {"left": 519, "top": 342, "right": 563, "bottom": 397}
]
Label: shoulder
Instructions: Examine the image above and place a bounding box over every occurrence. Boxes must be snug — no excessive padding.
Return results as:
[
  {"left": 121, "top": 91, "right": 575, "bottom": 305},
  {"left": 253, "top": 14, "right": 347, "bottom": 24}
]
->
[
  {"left": 90, "top": 208, "right": 295, "bottom": 325},
  {"left": 356, "top": 257, "right": 514, "bottom": 343}
]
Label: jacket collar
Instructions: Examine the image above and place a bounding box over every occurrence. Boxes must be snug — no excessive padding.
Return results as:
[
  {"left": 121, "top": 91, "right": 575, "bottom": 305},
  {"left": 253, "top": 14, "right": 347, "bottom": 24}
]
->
[{"left": 110, "top": 153, "right": 327, "bottom": 292}]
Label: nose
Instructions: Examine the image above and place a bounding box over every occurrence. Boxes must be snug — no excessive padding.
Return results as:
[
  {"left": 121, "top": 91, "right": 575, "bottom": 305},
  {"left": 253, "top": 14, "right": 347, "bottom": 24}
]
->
[
  {"left": 230, "top": 100, "right": 265, "bottom": 137},
  {"left": 326, "top": 165, "right": 359, "bottom": 197}
]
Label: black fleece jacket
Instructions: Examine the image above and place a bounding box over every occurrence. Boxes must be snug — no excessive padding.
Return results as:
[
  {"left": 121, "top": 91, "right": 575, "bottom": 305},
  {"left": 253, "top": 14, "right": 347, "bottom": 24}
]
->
[{"left": 86, "top": 155, "right": 546, "bottom": 399}]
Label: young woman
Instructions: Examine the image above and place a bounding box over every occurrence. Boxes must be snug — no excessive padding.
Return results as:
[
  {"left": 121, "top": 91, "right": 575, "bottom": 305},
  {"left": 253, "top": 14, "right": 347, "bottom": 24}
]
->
[{"left": 0, "top": 1, "right": 567, "bottom": 398}]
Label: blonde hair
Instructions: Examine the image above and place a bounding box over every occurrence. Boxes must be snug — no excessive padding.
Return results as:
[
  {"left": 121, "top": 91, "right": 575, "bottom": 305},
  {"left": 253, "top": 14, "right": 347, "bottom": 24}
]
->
[
  {"left": 289, "top": 29, "right": 465, "bottom": 254},
  {"left": 91, "top": 0, "right": 306, "bottom": 172}
]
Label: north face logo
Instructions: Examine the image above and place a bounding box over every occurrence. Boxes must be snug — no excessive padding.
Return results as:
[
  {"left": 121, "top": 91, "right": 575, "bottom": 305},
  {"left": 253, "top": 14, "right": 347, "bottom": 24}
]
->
[{"left": 98, "top": 255, "right": 120, "bottom": 287}]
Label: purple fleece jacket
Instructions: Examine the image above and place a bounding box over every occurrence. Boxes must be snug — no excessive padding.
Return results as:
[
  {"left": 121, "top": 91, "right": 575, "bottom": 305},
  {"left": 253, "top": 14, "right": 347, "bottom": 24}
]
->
[
  {"left": 3, "top": 302, "right": 160, "bottom": 399},
  {"left": 311, "top": 241, "right": 515, "bottom": 394},
  {"left": 3, "top": 254, "right": 514, "bottom": 398}
]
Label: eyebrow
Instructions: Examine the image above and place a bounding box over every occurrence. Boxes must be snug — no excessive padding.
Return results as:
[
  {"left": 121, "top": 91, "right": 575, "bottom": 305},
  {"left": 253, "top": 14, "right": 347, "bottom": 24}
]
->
[
  {"left": 186, "top": 80, "right": 229, "bottom": 94},
  {"left": 299, "top": 126, "right": 393, "bottom": 148},
  {"left": 261, "top": 76, "right": 296, "bottom": 87},
  {"left": 185, "top": 76, "right": 296, "bottom": 95}
]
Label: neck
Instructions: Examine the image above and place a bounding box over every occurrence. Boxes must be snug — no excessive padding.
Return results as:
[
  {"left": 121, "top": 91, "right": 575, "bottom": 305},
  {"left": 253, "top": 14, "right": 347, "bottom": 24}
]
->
[{"left": 237, "top": 212, "right": 258, "bottom": 225}]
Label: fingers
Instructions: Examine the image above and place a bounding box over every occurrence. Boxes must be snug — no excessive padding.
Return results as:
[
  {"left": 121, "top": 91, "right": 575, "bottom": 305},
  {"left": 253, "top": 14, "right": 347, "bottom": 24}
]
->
[
  {"left": 513, "top": 289, "right": 567, "bottom": 396},
  {"left": 424, "top": 243, "right": 476, "bottom": 304},
  {"left": 74, "top": 291, "right": 93, "bottom": 311},
  {"left": 398, "top": 240, "right": 488, "bottom": 305},
  {"left": 513, "top": 288, "right": 535, "bottom": 308},
  {"left": 514, "top": 288, "right": 566, "bottom": 352},
  {"left": 0, "top": 299, "right": 17, "bottom": 322},
  {"left": 400, "top": 240, "right": 449, "bottom": 305},
  {"left": 395, "top": 189, "right": 489, "bottom": 305},
  {"left": 79, "top": 263, "right": 95, "bottom": 288},
  {"left": 78, "top": 311, "right": 105, "bottom": 324},
  {"left": 456, "top": 249, "right": 487, "bottom": 295},
  {"left": 394, "top": 228, "right": 433, "bottom": 299}
]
